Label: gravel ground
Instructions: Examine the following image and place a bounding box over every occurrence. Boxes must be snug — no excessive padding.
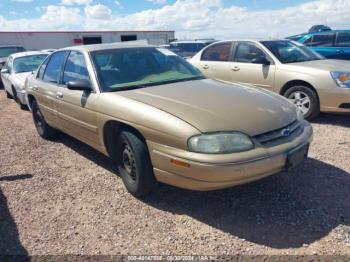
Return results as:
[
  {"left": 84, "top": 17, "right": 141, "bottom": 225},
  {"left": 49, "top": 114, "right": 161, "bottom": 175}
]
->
[{"left": 0, "top": 90, "right": 350, "bottom": 256}]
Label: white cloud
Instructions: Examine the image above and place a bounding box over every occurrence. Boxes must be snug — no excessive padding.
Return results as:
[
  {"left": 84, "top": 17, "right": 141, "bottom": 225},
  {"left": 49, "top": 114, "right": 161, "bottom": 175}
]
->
[
  {"left": 85, "top": 4, "right": 112, "bottom": 20},
  {"left": 147, "top": 0, "right": 167, "bottom": 4},
  {"left": 61, "top": 0, "right": 92, "bottom": 5},
  {"left": 115, "top": 0, "right": 123, "bottom": 8},
  {"left": 0, "top": 0, "right": 350, "bottom": 40}
]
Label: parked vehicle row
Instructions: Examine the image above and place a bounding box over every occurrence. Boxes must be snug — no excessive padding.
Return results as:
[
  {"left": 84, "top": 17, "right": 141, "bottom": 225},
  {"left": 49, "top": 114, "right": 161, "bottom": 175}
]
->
[
  {"left": 14, "top": 43, "right": 312, "bottom": 197},
  {"left": 189, "top": 39, "right": 350, "bottom": 120},
  {"left": 1, "top": 51, "right": 49, "bottom": 109},
  {"left": 2, "top": 38, "right": 349, "bottom": 198},
  {"left": 0, "top": 45, "right": 26, "bottom": 88}
]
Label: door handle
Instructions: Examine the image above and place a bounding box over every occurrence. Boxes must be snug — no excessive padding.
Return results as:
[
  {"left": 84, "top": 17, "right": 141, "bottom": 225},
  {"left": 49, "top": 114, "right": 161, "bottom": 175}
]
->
[
  {"left": 32, "top": 86, "right": 39, "bottom": 91},
  {"left": 56, "top": 92, "right": 63, "bottom": 99},
  {"left": 337, "top": 50, "right": 345, "bottom": 54},
  {"left": 202, "top": 64, "right": 209, "bottom": 69},
  {"left": 231, "top": 66, "right": 240, "bottom": 71}
]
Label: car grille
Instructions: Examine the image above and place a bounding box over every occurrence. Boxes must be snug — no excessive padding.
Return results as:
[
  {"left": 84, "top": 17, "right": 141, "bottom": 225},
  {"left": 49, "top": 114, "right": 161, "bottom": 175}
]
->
[{"left": 253, "top": 120, "right": 303, "bottom": 147}]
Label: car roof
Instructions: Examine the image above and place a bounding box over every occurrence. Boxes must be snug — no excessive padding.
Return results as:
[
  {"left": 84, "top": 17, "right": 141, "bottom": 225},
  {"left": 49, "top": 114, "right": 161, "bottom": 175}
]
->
[
  {"left": 289, "top": 30, "right": 350, "bottom": 38},
  {"left": 10, "top": 51, "right": 49, "bottom": 59},
  {"left": 171, "top": 40, "right": 216, "bottom": 44},
  {"left": 0, "top": 45, "right": 24, "bottom": 48},
  {"left": 60, "top": 42, "right": 154, "bottom": 53}
]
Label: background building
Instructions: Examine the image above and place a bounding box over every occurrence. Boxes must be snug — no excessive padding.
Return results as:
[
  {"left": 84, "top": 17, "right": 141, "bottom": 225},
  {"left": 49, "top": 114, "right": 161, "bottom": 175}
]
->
[{"left": 0, "top": 30, "right": 175, "bottom": 50}]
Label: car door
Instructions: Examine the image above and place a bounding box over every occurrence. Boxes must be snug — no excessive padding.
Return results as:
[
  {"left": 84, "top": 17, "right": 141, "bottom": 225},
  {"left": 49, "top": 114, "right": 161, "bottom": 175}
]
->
[
  {"left": 56, "top": 50, "right": 100, "bottom": 146},
  {"left": 29, "top": 51, "right": 69, "bottom": 128},
  {"left": 334, "top": 32, "right": 350, "bottom": 60},
  {"left": 195, "top": 41, "right": 233, "bottom": 81},
  {"left": 306, "top": 33, "right": 337, "bottom": 59},
  {"left": 2, "top": 57, "right": 13, "bottom": 94},
  {"left": 229, "top": 41, "right": 276, "bottom": 91}
]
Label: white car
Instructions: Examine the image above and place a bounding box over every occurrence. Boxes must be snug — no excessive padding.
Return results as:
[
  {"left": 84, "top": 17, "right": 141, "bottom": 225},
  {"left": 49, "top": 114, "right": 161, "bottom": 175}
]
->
[{"left": 1, "top": 51, "right": 49, "bottom": 109}]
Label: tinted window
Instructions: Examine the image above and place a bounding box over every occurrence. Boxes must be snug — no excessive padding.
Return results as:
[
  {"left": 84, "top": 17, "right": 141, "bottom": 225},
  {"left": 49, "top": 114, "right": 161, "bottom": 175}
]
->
[
  {"left": 335, "top": 32, "right": 350, "bottom": 47},
  {"left": 170, "top": 43, "right": 205, "bottom": 53},
  {"left": 37, "top": 57, "right": 50, "bottom": 79},
  {"left": 234, "top": 42, "right": 266, "bottom": 63},
  {"left": 63, "top": 51, "right": 90, "bottom": 85},
  {"left": 201, "top": 42, "right": 232, "bottom": 62},
  {"left": 0, "top": 46, "right": 25, "bottom": 58},
  {"left": 261, "top": 40, "right": 324, "bottom": 63},
  {"left": 303, "top": 36, "right": 312, "bottom": 46},
  {"left": 91, "top": 47, "right": 203, "bottom": 92},
  {"left": 43, "top": 52, "right": 67, "bottom": 83},
  {"left": 14, "top": 54, "right": 48, "bottom": 73},
  {"left": 310, "top": 34, "right": 335, "bottom": 47}
]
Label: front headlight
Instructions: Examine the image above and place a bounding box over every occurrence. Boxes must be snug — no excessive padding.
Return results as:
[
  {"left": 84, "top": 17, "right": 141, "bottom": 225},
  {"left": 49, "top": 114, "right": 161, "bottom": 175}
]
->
[
  {"left": 188, "top": 132, "right": 254, "bottom": 154},
  {"left": 331, "top": 72, "right": 350, "bottom": 88}
]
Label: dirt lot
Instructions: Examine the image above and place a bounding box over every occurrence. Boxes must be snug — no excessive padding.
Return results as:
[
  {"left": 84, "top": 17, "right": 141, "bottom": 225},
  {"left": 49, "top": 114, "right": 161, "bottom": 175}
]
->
[{"left": 0, "top": 90, "right": 350, "bottom": 256}]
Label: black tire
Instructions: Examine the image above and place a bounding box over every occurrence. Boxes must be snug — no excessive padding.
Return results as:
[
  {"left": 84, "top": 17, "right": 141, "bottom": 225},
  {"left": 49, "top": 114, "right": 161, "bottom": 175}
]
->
[
  {"left": 31, "top": 100, "right": 57, "bottom": 139},
  {"left": 6, "top": 90, "right": 12, "bottom": 99},
  {"left": 284, "top": 85, "right": 320, "bottom": 121},
  {"left": 116, "top": 130, "right": 157, "bottom": 197}
]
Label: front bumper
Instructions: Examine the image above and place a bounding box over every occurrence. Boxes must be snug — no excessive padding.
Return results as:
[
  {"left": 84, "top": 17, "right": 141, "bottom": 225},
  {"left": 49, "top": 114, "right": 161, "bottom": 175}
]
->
[
  {"left": 16, "top": 88, "right": 27, "bottom": 105},
  {"left": 148, "top": 121, "right": 313, "bottom": 191},
  {"left": 320, "top": 87, "right": 350, "bottom": 113}
]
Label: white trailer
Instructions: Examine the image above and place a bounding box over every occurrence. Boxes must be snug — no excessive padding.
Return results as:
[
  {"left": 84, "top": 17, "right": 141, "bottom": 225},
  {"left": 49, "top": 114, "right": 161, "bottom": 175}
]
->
[{"left": 0, "top": 30, "right": 175, "bottom": 50}]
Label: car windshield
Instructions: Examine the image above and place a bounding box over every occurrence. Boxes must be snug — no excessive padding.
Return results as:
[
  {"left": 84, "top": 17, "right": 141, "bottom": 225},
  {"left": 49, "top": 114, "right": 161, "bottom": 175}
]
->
[
  {"left": 0, "top": 46, "right": 25, "bottom": 58},
  {"left": 13, "top": 54, "right": 48, "bottom": 73},
  {"left": 261, "top": 40, "right": 324, "bottom": 63},
  {"left": 91, "top": 47, "right": 204, "bottom": 92}
]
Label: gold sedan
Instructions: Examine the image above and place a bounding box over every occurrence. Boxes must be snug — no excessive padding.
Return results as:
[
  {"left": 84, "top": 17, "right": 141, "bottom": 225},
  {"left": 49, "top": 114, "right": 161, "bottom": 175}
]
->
[
  {"left": 189, "top": 40, "right": 350, "bottom": 120},
  {"left": 25, "top": 43, "right": 312, "bottom": 197}
]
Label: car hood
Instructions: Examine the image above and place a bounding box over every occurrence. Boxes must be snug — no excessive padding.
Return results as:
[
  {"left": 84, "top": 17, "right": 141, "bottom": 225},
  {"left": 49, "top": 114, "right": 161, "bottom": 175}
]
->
[
  {"left": 117, "top": 79, "right": 297, "bottom": 136},
  {"left": 290, "top": 59, "right": 350, "bottom": 72}
]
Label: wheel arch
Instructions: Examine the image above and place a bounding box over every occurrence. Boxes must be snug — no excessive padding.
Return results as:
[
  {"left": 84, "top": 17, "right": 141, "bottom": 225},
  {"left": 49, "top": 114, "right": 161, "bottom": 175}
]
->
[
  {"left": 280, "top": 80, "right": 319, "bottom": 103},
  {"left": 102, "top": 120, "right": 146, "bottom": 158}
]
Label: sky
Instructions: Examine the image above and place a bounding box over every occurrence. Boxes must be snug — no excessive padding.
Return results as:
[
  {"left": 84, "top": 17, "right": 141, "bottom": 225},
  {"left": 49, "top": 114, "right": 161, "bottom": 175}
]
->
[{"left": 0, "top": 0, "right": 349, "bottom": 39}]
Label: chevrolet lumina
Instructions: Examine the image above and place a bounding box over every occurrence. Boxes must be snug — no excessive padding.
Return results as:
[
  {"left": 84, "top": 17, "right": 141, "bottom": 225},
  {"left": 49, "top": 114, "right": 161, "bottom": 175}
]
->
[
  {"left": 1, "top": 51, "right": 49, "bottom": 109},
  {"left": 25, "top": 43, "right": 313, "bottom": 197},
  {"left": 189, "top": 40, "right": 350, "bottom": 120}
]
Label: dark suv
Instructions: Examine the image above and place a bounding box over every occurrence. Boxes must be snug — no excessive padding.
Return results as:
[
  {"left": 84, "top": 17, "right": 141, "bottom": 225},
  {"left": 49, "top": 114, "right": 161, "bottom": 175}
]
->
[{"left": 168, "top": 39, "right": 217, "bottom": 58}]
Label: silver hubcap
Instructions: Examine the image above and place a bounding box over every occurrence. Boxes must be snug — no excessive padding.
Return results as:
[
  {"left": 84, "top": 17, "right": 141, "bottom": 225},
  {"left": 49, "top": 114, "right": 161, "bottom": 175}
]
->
[{"left": 288, "top": 91, "right": 311, "bottom": 115}]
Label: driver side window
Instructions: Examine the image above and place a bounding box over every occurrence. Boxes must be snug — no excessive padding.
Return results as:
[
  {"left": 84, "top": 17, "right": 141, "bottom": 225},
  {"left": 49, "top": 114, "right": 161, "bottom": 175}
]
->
[{"left": 234, "top": 42, "right": 266, "bottom": 63}]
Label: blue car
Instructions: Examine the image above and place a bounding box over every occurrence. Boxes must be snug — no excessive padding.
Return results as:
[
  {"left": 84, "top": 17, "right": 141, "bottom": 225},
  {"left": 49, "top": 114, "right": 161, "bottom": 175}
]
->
[{"left": 287, "top": 30, "right": 350, "bottom": 60}]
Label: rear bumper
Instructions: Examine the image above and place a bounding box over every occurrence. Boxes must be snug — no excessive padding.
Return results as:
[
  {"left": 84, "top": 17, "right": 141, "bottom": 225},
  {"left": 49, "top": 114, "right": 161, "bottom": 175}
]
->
[{"left": 148, "top": 121, "right": 313, "bottom": 191}]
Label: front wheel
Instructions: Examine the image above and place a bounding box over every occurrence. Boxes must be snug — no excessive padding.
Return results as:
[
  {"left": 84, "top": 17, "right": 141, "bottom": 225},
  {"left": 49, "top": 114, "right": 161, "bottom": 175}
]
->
[
  {"left": 31, "top": 100, "right": 57, "bottom": 139},
  {"left": 116, "top": 130, "right": 157, "bottom": 197},
  {"left": 284, "top": 86, "right": 320, "bottom": 121}
]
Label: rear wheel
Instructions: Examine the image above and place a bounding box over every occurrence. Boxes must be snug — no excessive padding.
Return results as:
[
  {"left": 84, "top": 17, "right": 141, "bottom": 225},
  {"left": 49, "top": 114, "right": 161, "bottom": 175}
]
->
[
  {"left": 32, "top": 100, "right": 57, "bottom": 139},
  {"left": 116, "top": 130, "right": 157, "bottom": 197},
  {"left": 284, "top": 85, "right": 319, "bottom": 120},
  {"left": 6, "top": 90, "right": 12, "bottom": 99}
]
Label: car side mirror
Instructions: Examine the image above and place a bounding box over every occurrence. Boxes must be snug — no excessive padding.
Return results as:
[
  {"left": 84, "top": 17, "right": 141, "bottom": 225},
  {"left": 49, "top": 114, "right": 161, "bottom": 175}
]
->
[
  {"left": 1, "top": 68, "right": 9, "bottom": 74},
  {"left": 252, "top": 56, "right": 271, "bottom": 65},
  {"left": 67, "top": 79, "right": 92, "bottom": 91}
]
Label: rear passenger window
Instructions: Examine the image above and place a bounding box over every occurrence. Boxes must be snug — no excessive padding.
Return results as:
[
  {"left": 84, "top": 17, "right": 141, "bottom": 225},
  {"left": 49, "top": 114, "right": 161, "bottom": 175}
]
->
[
  {"left": 201, "top": 42, "right": 232, "bottom": 62},
  {"left": 310, "top": 34, "right": 335, "bottom": 47},
  {"left": 335, "top": 32, "right": 350, "bottom": 47},
  {"left": 43, "top": 51, "right": 67, "bottom": 84},
  {"left": 62, "top": 51, "right": 90, "bottom": 85}
]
